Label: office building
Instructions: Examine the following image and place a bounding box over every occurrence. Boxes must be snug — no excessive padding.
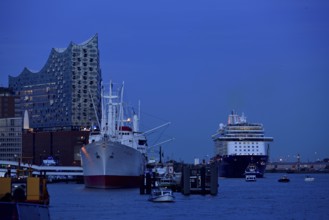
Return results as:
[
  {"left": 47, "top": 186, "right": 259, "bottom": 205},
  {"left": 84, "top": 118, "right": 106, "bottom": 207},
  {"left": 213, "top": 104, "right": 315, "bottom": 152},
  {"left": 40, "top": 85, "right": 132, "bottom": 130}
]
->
[{"left": 0, "top": 87, "right": 22, "bottom": 161}]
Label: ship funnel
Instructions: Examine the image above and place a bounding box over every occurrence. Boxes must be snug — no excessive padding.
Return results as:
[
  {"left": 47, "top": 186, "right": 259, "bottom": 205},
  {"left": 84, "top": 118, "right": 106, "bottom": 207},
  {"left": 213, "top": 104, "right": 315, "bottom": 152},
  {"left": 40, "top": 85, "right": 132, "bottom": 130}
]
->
[
  {"left": 228, "top": 110, "right": 242, "bottom": 125},
  {"left": 133, "top": 114, "right": 139, "bottom": 132},
  {"left": 240, "top": 112, "right": 247, "bottom": 123}
]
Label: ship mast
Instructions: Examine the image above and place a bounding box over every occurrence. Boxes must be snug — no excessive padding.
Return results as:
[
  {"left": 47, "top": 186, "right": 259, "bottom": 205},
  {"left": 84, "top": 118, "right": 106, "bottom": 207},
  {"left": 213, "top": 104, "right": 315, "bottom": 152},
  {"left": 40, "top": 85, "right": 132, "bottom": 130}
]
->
[
  {"left": 105, "top": 81, "right": 120, "bottom": 138},
  {"left": 117, "top": 82, "right": 125, "bottom": 138}
]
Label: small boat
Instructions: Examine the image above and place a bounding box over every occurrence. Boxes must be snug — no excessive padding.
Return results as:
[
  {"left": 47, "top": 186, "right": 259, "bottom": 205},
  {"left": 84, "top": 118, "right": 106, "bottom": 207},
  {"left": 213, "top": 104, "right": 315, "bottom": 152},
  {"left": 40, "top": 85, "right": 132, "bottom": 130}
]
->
[
  {"left": 244, "top": 163, "right": 258, "bottom": 182},
  {"left": 278, "top": 175, "right": 290, "bottom": 183},
  {"left": 244, "top": 164, "right": 259, "bottom": 175},
  {"left": 304, "top": 176, "right": 315, "bottom": 182},
  {"left": 245, "top": 174, "right": 256, "bottom": 182},
  {"left": 158, "top": 175, "right": 177, "bottom": 188},
  {"left": 148, "top": 187, "right": 175, "bottom": 202}
]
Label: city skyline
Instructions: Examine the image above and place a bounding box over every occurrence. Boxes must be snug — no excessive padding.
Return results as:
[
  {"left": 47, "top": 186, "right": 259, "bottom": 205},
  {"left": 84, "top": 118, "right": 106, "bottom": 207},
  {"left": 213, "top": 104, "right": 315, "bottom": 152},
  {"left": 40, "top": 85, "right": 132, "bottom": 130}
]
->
[{"left": 1, "top": 0, "right": 328, "bottom": 162}]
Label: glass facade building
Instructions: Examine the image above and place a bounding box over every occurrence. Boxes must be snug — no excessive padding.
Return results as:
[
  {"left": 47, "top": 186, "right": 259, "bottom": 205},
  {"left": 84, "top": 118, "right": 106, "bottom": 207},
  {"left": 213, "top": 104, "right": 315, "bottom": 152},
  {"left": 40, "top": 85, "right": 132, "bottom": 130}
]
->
[
  {"left": 0, "top": 87, "right": 22, "bottom": 161},
  {"left": 0, "top": 87, "right": 20, "bottom": 118},
  {"left": 8, "top": 34, "right": 101, "bottom": 131},
  {"left": 0, "top": 117, "right": 22, "bottom": 161}
]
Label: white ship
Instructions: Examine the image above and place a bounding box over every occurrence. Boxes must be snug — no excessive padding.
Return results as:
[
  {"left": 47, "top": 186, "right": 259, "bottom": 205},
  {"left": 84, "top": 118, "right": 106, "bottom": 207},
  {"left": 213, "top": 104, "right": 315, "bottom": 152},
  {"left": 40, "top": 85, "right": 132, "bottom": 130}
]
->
[
  {"left": 80, "top": 82, "right": 147, "bottom": 188},
  {"left": 212, "top": 111, "right": 273, "bottom": 178}
]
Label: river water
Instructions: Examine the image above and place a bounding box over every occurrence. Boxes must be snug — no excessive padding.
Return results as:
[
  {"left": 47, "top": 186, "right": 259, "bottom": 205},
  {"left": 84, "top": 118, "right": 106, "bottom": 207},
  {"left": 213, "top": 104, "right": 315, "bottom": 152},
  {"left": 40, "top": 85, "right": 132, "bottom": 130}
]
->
[{"left": 48, "top": 173, "right": 329, "bottom": 220}]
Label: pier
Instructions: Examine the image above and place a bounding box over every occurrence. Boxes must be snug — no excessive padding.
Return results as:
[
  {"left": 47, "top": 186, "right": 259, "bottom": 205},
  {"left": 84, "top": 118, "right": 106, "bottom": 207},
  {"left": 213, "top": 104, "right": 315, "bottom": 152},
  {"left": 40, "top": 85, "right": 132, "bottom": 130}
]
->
[
  {"left": 0, "top": 160, "right": 83, "bottom": 183},
  {"left": 140, "top": 163, "right": 219, "bottom": 196},
  {"left": 181, "top": 164, "right": 218, "bottom": 196},
  {"left": 266, "top": 161, "right": 329, "bottom": 173}
]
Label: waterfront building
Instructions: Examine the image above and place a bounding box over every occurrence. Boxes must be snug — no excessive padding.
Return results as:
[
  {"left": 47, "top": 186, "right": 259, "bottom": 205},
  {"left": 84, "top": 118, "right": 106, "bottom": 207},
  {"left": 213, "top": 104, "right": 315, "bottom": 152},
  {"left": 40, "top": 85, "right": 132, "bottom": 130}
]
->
[
  {"left": 0, "top": 87, "right": 22, "bottom": 161},
  {"left": 22, "top": 130, "right": 89, "bottom": 166},
  {"left": 6, "top": 35, "right": 102, "bottom": 165},
  {"left": 8, "top": 34, "right": 101, "bottom": 131},
  {"left": 0, "top": 87, "right": 21, "bottom": 118},
  {"left": 0, "top": 117, "right": 22, "bottom": 161}
]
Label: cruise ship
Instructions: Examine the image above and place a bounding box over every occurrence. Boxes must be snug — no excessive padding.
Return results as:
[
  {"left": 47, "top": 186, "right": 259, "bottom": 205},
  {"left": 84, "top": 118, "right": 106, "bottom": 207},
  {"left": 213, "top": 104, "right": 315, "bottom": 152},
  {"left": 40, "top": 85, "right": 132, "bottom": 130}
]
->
[{"left": 212, "top": 111, "right": 273, "bottom": 178}]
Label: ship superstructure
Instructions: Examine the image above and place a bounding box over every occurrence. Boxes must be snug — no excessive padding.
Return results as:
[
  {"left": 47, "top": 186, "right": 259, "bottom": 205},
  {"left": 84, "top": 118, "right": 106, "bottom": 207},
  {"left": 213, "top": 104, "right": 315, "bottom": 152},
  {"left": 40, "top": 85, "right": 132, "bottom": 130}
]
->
[{"left": 212, "top": 111, "right": 273, "bottom": 177}]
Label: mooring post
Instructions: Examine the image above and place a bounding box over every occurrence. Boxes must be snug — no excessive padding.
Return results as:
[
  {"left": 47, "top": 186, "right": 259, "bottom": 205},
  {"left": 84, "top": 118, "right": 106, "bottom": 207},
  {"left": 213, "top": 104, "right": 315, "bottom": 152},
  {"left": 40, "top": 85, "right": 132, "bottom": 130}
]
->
[
  {"left": 200, "top": 166, "right": 206, "bottom": 195},
  {"left": 145, "top": 172, "right": 152, "bottom": 194},
  {"left": 182, "top": 165, "right": 190, "bottom": 195},
  {"left": 139, "top": 174, "right": 145, "bottom": 195},
  {"left": 210, "top": 164, "right": 218, "bottom": 195}
]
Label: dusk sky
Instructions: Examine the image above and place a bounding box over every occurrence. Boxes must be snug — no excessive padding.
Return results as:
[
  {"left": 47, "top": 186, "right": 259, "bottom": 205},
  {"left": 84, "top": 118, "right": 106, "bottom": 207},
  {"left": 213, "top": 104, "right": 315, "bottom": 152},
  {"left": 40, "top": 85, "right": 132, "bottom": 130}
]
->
[{"left": 1, "top": 0, "right": 328, "bottom": 163}]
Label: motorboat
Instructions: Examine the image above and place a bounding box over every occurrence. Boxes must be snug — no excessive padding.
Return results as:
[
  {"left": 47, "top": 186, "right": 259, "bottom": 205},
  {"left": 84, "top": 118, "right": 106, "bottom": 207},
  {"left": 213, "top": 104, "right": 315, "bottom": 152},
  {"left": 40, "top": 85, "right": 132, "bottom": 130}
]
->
[
  {"left": 304, "top": 176, "right": 315, "bottom": 182},
  {"left": 244, "top": 164, "right": 259, "bottom": 176},
  {"left": 148, "top": 187, "right": 175, "bottom": 202},
  {"left": 245, "top": 174, "right": 256, "bottom": 182},
  {"left": 158, "top": 175, "right": 177, "bottom": 188},
  {"left": 244, "top": 164, "right": 258, "bottom": 182},
  {"left": 278, "top": 175, "right": 290, "bottom": 183}
]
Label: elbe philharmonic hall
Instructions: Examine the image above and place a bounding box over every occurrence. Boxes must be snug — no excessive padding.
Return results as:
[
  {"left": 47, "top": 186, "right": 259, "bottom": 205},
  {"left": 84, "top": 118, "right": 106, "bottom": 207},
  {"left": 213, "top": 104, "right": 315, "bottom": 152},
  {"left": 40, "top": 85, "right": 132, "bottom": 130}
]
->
[{"left": 0, "top": 34, "right": 102, "bottom": 166}]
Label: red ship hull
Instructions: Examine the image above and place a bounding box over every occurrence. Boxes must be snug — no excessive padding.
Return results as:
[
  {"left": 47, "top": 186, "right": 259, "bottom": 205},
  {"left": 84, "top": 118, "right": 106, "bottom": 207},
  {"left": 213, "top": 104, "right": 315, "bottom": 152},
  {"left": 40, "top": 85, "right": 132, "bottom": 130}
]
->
[{"left": 83, "top": 175, "right": 142, "bottom": 189}]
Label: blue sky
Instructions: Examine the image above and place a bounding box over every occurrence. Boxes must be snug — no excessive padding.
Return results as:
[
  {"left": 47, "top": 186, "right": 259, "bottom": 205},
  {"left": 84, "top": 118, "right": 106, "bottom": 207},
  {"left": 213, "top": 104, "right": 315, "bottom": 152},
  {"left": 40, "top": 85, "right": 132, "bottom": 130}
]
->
[{"left": 1, "top": 0, "right": 328, "bottom": 162}]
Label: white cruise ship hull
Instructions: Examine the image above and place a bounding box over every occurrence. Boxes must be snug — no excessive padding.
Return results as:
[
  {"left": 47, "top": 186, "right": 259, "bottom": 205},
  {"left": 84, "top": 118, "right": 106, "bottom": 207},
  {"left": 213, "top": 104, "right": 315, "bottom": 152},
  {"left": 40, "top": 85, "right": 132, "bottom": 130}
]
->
[
  {"left": 212, "top": 111, "right": 273, "bottom": 178},
  {"left": 80, "top": 140, "right": 145, "bottom": 188}
]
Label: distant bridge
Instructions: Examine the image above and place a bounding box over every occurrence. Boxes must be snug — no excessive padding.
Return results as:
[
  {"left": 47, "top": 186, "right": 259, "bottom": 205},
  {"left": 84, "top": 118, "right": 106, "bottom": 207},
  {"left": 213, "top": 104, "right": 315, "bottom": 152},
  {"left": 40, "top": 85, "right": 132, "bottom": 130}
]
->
[{"left": 0, "top": 160, "right": 83, "bottom": 177}]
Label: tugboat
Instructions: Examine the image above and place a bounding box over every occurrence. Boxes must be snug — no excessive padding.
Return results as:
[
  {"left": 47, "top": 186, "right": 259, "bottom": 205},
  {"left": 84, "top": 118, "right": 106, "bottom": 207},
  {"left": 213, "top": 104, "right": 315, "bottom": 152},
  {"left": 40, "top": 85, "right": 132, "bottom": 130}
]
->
[{"left": 0, "top": 162, "right": 50, "bottom": 219}]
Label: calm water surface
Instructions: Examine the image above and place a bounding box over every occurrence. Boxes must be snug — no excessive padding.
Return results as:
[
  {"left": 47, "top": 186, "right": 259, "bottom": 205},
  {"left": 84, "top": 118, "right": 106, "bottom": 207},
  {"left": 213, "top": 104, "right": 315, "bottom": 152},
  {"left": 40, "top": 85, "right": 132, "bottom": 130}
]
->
[{"left": 48, "top": 173, "right": 329, "bottom": 220}]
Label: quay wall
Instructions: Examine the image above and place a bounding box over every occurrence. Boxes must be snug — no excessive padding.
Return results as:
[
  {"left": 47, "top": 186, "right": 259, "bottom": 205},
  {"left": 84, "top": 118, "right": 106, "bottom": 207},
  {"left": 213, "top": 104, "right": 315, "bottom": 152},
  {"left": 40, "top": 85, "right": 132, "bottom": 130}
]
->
[{"left": 266, "top": 162, "right": 329, "bottom": 173}]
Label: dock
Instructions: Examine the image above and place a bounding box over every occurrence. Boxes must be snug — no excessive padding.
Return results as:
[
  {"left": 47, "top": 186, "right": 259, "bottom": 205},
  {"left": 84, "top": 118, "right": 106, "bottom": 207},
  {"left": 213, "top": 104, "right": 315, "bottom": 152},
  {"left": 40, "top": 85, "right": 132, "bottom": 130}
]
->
[
  {"left": 181, "top": 164, "right": 218, "bottom": 196},
  {"left": 0, "top": 160, "right": 83, "bottom": 183},
  {"left": 140, "top": 163, "right": 219, "bottom": 196}
]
